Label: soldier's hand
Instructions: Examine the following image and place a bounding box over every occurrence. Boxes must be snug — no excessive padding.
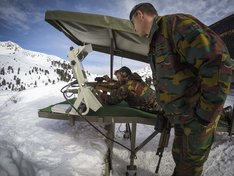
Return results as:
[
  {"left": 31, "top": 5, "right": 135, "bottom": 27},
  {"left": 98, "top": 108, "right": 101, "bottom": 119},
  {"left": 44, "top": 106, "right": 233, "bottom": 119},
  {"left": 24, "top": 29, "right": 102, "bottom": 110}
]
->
[
  {"left": 103, "top": 75, "right": 112, "bottom": 82},
  {"left": 155, "top": 114, "right": 167, "bottom": 132},
  {"left": 95, "top": 77, "right": 105, "bottom": 82}
]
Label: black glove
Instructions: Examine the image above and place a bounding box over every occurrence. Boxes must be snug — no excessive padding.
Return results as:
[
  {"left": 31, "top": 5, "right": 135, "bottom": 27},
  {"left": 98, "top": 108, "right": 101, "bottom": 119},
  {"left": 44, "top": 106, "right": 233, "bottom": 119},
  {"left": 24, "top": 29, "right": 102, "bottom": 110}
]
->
[
  {"left": 95, "top": 77, "right": 105, "bottom": 82},
  {"left": 154, "top": 114, "right": 167, "bottom": 132}
]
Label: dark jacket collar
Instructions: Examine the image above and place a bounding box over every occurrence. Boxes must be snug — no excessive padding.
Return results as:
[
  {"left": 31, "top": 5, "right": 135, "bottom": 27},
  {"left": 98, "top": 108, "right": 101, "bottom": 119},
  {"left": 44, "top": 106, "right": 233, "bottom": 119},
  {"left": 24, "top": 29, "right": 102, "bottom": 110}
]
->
[{"left": 148, "top": 16, "right": 161, "bottom": 40}]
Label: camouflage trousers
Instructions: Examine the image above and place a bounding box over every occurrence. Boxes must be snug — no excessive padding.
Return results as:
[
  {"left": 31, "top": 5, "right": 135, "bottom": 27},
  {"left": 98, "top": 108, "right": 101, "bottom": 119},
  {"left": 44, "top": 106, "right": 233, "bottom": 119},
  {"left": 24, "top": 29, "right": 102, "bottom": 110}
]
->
[{"left": 172, "top": 116, "right": 220, "bottom": 176}]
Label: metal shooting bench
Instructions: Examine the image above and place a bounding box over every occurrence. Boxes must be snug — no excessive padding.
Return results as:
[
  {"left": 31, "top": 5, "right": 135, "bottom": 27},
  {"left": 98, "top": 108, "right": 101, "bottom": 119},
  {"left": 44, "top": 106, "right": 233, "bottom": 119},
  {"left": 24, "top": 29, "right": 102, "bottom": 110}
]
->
[{"left": 39, "top": 11, "right": 234, "bottom": 176}]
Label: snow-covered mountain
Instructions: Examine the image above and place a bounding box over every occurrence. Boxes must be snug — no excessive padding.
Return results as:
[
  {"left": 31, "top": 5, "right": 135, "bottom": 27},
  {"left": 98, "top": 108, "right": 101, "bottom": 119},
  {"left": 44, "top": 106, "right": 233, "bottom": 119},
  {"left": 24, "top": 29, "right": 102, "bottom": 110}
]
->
[
  {"left": 0, "top": 41, "right": 154, "bottom": 92},
  {"left": 134, "top": 66, "right": 152, "bottom": 79},
  {"left": 0, "top": 41, "right": 74, "bottom": 91}
]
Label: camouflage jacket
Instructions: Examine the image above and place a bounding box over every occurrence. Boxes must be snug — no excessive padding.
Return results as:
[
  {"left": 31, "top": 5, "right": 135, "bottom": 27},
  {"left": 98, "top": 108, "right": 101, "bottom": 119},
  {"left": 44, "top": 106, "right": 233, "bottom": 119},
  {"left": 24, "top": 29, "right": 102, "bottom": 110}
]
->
[
  {"left": 101, "top": 73, "right": 161, "bottom": 113},
  {"left": 149, "top": 14, "right": 233, "bottom": 125}
]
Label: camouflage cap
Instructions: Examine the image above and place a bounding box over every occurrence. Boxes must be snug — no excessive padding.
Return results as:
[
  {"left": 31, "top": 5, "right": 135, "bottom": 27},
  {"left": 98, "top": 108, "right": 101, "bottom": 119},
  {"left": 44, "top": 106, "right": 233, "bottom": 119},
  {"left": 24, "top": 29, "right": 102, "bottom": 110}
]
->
[
  {"left": 114, "top": 66, "right": 132, "bottom": 76},
  {"left": 129, "top": 2, "right": 157, "bottom": 21}
]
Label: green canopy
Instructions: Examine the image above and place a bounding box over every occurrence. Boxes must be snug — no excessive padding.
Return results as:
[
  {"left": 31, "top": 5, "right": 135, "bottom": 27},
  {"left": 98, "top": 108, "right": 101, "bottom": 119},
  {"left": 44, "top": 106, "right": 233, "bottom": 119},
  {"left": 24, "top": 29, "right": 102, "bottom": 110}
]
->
[
  {"left": 45, "top": 10, "right": 150, "bottom": 63},
  {"left": 45, "top": 10, "right": 233, "bottom": 80},
  {"left": 45, "top": 11, "right": 234, "bottom": 61}
]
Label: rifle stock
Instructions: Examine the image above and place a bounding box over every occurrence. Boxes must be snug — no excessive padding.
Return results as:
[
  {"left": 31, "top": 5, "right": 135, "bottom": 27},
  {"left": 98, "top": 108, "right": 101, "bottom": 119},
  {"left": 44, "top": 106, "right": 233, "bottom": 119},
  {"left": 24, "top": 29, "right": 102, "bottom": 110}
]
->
[
  {"left": 155, "top": 119, "right": 171, "bottom": 174},
  {"left": 86, "top": 81, "right": 118, "bottom": 92}
]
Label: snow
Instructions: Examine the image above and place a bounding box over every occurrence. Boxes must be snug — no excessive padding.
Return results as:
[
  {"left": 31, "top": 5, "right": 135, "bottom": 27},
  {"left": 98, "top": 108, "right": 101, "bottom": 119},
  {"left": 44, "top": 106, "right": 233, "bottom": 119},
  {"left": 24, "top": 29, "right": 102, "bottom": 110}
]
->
[
  {"left": 0, "top": 83, "right": 233, "bottom": 176},
  {"left": 0, "top": 83, "right": 107, "bottom": 176},
  {"left": 0, "top": 41, "right": 234, "bottom": 175}
]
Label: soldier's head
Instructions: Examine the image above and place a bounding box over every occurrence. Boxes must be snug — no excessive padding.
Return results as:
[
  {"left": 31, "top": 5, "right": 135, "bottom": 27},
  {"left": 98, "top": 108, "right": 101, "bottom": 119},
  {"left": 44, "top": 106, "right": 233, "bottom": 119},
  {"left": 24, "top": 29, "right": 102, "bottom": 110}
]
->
[
  {"left": 129, "top": 2, "right": 158, "bottom": 37},
  {"left": 114, "top": 66, "right": 132, "bottom": 84}
]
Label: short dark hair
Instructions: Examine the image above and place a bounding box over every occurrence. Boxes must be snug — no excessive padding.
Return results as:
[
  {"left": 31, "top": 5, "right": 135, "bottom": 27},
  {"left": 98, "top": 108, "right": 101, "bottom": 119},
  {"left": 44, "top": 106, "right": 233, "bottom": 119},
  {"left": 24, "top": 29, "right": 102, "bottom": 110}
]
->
[
  {"left": 114, "top": 66, "right": 132, "bottom": 77},
  {"left": 129, "top": 2, "right": 158, "bottom": 21}
]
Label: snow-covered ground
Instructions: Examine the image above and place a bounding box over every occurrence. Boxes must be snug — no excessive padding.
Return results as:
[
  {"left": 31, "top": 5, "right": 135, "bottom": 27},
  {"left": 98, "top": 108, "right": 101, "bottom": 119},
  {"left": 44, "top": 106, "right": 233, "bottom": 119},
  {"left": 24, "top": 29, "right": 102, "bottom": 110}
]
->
[
  {"left": 0, "top": 83, "right": 233, "bottom": 176},
  {"left": 0, "top": 82, "right": 107, "bottom": 176},
  {"left": 0, "top": 40, "right": 234, "bottom": 175}
]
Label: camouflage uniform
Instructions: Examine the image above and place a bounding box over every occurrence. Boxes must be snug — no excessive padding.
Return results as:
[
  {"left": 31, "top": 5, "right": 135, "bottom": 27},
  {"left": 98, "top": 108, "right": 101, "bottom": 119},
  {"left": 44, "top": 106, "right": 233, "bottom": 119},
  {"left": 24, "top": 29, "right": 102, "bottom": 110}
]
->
[
  {"left": 149, "top": 14, "right": 233, "bottom": 175},
  {"left": 100, "top": 73, "right": 161, "bottom": 113}
]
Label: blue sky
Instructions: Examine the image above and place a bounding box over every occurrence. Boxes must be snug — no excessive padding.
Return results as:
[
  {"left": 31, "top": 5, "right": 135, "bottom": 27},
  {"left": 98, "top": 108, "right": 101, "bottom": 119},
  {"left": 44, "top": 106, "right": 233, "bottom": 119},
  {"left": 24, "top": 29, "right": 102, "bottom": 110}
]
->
[{"left": 0, "top": 0, "right": 233, "bottom": 75}]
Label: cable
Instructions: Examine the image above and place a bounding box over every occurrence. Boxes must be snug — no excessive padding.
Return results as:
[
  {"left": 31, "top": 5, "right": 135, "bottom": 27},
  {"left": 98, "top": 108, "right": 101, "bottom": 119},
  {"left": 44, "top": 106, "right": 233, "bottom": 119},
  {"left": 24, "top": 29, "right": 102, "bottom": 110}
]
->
[
  {"left": 117, "top": 123, "right": 126, "bottom": 133},
  {"left": 60, "top": 83, "right": 136, "bottom": 156},
  {"left": 65, "top": 86, "right": 74, "bottom": 98}
]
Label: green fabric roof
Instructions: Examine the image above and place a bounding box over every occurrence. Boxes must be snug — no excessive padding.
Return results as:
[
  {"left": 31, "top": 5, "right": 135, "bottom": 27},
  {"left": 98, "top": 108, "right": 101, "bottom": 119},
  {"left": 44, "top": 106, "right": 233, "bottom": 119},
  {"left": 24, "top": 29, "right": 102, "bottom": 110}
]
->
[
  {"left": 45, "top": 10, "right": 234, "bottom": 72},
  {"left": 45, "top": 10, "right": 150, "bottom": 63}
]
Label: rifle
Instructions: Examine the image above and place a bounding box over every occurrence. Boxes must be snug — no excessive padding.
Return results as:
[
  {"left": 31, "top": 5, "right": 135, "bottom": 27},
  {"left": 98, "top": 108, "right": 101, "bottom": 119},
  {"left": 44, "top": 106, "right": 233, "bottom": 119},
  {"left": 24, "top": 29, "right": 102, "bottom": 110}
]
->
[
  {"left": 85, "top": 78, "right": 119, "bottom": 103},
  {"left": 155, "top": 119, "right": 171, "bottom": 174},
  {"left": 61, "top": 77, "right": 119, "bottom": 98},
  {"left": 86, "top": 79, "right": 118, "bottom": 93}
]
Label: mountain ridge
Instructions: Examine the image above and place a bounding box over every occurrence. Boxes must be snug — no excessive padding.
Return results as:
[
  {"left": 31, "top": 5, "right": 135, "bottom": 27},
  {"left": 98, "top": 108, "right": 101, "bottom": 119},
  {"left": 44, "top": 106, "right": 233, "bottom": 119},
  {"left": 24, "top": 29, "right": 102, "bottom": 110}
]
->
[
  {"left": 0, "top": 41, "right": 73, "bottom": 91},
  {"left": 0, "top": 41, "right": 152, "bottom": 92}
]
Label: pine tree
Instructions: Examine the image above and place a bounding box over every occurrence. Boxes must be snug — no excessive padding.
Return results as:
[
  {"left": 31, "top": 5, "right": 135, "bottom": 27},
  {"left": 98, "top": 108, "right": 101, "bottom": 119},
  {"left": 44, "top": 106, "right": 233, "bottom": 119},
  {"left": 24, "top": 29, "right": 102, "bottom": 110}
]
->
[
  {"left": 2, "top": 79, "right": 6, "bottom": 85},
  {"left": 16, "top": 78, "right": 21, "bottom": 85},
  {"left": 0, "top": 67, "right": 5, "bottom": 75}
]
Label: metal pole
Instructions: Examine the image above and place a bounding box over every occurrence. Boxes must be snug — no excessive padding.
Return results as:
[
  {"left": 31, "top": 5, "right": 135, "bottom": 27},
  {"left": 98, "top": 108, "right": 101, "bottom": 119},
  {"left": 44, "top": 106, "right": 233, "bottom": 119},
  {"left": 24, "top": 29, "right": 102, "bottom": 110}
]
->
[
  {"left": 110, "top": 38, "right": 114, "bottom": 79},
  {"left": 129, "top": 123, "right": 137, "bottom": 167}
]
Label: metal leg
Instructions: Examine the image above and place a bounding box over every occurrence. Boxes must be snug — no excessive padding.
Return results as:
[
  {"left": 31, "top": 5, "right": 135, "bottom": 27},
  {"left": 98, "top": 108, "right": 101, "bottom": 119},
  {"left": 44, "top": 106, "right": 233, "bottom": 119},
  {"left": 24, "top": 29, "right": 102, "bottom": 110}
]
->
[
  {"left": 104, "top": 122, "right": 115, "bottom": 175},
  {"left": 126, "top": 123, "right": 137, "bottom": 176},
  {"left": 134, "top": 130, "right": 159, "bottom": 153},
  {"left": 124, "top": 123, "right": 131, "bottom": 139}
]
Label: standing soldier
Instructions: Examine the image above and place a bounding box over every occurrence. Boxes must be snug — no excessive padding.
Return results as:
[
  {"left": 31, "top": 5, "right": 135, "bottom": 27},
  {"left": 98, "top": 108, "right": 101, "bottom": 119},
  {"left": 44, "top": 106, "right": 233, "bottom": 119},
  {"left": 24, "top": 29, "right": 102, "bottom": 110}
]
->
[{"left": 129, "top": 2, "right": 233, "bottom": 176}]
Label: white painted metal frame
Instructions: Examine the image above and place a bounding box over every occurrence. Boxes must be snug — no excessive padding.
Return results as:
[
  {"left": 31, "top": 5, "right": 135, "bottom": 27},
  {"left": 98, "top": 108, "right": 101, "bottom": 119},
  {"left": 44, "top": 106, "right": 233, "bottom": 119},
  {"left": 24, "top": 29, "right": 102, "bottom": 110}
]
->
[{"left": 67, "top": 44, "right": 102, "bottom": 115}]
